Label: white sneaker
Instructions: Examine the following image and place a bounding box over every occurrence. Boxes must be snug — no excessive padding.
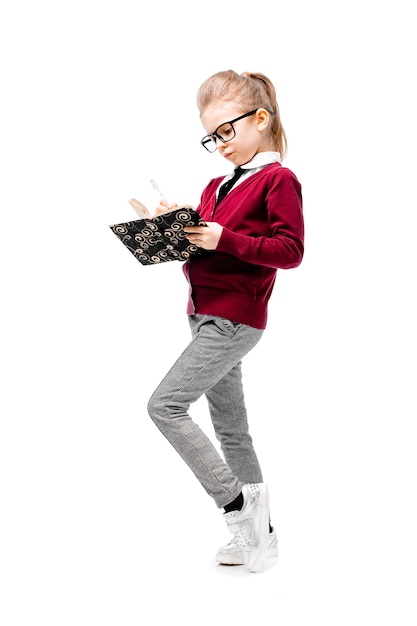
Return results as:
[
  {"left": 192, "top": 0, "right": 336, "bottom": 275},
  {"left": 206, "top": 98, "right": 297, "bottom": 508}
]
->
[
  {"left": 216, "top": 527, "right": 278, "bottom": 566},
  {"left": 222, "top": 483, "right": 270, "bottom": 572}
]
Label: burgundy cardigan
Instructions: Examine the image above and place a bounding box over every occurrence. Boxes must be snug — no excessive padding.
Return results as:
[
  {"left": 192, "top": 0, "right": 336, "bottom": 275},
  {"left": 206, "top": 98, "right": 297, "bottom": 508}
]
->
[{"left": 182, "top": 162, "right": 304, "bottom": 329}]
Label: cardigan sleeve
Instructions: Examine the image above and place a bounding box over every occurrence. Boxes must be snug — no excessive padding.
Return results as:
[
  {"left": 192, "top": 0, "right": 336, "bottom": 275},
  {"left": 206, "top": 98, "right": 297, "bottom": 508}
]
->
[{"left": 215, "top": 168, "right": 304, "bottom": 269}]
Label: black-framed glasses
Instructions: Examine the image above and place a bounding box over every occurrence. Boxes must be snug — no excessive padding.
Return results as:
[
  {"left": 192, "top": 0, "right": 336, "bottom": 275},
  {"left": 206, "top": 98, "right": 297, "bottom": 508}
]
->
[{"left": 200, "top": 108, "right": 274, "bottom": 153}]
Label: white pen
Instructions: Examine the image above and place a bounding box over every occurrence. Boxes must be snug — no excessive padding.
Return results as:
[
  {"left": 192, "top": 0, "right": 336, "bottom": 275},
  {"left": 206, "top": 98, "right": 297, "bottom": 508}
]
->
[{"left": 149, "top": 179, "right": 166, "bottom": 203}]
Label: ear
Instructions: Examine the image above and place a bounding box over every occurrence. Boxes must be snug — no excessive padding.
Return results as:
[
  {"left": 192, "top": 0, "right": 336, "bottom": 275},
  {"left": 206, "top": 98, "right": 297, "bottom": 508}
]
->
[{"left": 255, "top": 108, "right": 270, "bottom": 131}]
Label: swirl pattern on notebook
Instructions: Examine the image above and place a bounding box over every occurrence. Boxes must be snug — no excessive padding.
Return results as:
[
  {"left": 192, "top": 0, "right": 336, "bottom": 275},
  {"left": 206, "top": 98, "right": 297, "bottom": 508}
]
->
[{"left": 109, "top": 205, "right": 206, "bottom": 266}]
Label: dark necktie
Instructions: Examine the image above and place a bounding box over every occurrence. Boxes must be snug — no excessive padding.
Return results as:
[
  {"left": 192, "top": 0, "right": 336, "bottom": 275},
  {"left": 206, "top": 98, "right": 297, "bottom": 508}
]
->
[{"left": 215, "top": 166, "right": 245, "bottom": 206}]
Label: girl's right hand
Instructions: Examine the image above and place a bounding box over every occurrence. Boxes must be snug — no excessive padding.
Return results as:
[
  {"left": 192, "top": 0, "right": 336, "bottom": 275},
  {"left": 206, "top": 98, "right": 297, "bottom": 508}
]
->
[{"left": 154, "top": 199, "right": 179, "bottom": 215}]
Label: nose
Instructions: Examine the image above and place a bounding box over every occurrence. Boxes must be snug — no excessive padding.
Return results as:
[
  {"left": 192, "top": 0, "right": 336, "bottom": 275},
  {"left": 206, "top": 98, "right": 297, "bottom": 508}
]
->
[{"left": 215, "top": 136, "right": 227, "bottom": 152}]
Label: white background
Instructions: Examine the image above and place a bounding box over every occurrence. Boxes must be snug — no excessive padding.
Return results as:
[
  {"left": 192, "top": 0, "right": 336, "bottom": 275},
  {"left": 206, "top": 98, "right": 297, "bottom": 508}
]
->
[{"left": 1, "top": 1, "right": 416, "bottom": 624}]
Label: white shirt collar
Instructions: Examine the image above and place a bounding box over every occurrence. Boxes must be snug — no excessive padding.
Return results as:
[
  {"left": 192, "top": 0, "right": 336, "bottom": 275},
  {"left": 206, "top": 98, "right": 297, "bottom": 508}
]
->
[{"left": 240, "top": 151, "right": 281, "bottom": 170}]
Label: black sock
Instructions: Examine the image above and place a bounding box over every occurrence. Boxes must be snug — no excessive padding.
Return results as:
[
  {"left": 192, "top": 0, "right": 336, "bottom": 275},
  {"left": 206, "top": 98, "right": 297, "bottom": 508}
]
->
[{"left": 223, "top": 491, "right": 244, "bottom": 513}]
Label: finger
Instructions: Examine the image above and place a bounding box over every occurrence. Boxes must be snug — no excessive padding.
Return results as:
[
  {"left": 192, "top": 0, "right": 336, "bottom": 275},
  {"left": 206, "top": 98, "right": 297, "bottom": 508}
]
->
[
  {"left": 155, "top": 200, "right": 178, "bottom": 215},
  {"left": 184, "top": 226, "right": 204, "bottom": 233}
]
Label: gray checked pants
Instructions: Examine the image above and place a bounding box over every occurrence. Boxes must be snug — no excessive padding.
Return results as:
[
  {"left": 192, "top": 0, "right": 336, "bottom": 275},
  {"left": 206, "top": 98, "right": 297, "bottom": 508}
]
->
[{"left": 147, "top": 314, "right": 264, "bottom": 509}]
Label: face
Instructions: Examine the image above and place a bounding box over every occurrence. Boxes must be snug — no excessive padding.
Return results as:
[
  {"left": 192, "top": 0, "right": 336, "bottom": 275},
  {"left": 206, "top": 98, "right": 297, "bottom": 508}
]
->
[{"left": 200, "top": 99, "right": 272, "bottom": 166}]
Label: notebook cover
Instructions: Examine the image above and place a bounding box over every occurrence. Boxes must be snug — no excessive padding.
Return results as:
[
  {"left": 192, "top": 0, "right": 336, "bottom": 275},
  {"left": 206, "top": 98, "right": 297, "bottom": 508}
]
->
[{"left": 109, "top": 205, "right": 206, "bottom": 266}]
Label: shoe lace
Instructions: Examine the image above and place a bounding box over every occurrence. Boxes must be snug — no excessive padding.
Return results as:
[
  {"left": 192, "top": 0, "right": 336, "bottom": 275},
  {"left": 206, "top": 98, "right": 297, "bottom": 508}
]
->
[{"left": 226, "top": 517, "right": 253, "bottom": 549}]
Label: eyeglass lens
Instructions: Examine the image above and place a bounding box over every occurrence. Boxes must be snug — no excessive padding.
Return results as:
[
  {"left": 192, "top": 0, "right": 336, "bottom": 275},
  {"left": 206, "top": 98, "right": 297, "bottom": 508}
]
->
[{"left": 216, "top": 122, "right": 235, "bottom": 141}]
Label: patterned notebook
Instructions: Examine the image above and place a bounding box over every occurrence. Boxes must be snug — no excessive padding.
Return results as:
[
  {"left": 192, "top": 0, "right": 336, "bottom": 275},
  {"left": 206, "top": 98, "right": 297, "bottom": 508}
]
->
[{"left": 109, "top": 205, "right": 207, "bottom": 266}]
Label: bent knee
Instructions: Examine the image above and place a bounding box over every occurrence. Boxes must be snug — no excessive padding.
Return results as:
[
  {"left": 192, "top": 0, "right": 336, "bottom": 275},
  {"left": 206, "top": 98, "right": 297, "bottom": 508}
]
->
[
  {"left": 147, "top": 389, "right": 173, "bottom": 423},
  {"left": 147, "top": 389, "right": 187, "bottom": 424},
  {"left": 147, "top": 392, "right": 161, "bottom": 422}
]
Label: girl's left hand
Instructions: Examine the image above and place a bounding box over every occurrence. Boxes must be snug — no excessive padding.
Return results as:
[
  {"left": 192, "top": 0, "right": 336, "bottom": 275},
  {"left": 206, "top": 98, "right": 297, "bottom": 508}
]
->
[{"left": 184, "top": 222, "right": 223, "bottom": 250}]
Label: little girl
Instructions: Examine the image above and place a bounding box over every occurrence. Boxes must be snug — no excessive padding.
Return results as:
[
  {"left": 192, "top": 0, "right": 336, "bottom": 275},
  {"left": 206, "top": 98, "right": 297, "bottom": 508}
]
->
[{"left": 147, "top": 70, "right": 304, "bottom": 572}]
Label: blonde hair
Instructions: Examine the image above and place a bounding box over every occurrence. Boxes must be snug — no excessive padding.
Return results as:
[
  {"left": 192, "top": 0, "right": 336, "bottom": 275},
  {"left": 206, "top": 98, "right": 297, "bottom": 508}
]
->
[{"left": 197, "top": 70, "right": 287, "bottom": 159}]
